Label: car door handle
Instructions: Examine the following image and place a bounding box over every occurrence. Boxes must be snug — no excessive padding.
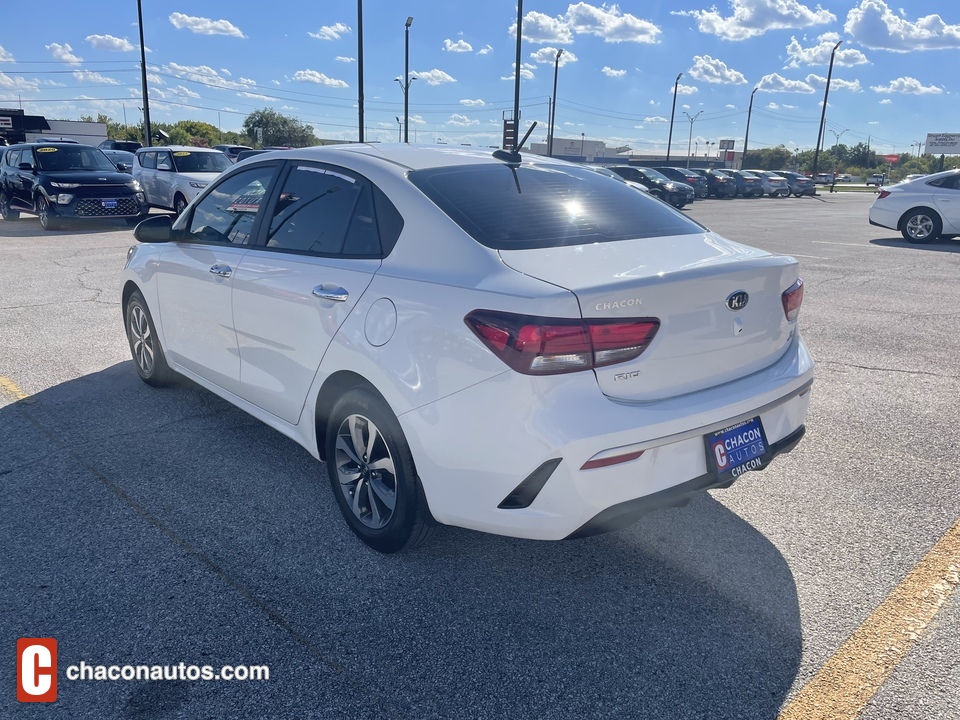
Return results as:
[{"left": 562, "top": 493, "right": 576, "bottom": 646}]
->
[
  {"left": 209, "top": 264, "right": 232, "bottom": 278},
  {"left": 312, "top": 285, "right": 349, "bottom": 303}
]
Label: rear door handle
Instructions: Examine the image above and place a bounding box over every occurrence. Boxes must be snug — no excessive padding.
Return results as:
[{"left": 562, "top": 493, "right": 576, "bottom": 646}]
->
[
  {"left": 312, "top": 285, "right": 348, "bottom": 303},
  {"left": 209, "top": 264, "right": 232, "bottom": 278}
]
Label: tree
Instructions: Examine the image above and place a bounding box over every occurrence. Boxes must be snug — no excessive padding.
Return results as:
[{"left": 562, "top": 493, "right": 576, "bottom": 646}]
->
[{"left": 242, "top": 108, "right": 317, "bottom": 148}]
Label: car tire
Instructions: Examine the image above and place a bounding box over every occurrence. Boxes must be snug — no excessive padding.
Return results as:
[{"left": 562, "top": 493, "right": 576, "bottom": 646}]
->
[
  {"left": 125, "top": 290, "right": 176, "bottom": 387},
  {"left": 900, "top": 208, "right": 942, "bottom": 244},
  {"left": 325, "top": 388, "right": 435, "bottom": 554},
  {"left": 0, "top": 191, "right": 20, "bottom": 220},
  {"left": 173, "top": 193, "right": 188, "bottom": 217},
  {"left": 37, "top": 197, "right": 62, "bottom": 231}
]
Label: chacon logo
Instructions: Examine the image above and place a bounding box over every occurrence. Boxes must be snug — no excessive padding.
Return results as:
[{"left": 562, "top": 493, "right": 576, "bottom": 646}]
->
[
  {"left": 725, "top": 291, "right": 749, "bottom": 311},
  {"left": 595, "top": 297, "right": 642, "bottom": 311}
]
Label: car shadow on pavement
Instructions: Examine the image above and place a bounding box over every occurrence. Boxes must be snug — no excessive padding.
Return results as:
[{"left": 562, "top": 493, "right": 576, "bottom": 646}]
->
[
  {"left": 870, "top": 236, "right": 960, "bottom": 253},
  {"left": 0, "top": 216, "right": 139, "bottom": 237},
  {"left": 1, "top": 363, "right": 801, "bottom": 720}
]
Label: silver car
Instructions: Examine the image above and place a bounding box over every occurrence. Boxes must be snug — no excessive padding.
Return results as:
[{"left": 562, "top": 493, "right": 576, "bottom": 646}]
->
[{"left": 744, "top": 170, "right": 790, "bottom": 197}]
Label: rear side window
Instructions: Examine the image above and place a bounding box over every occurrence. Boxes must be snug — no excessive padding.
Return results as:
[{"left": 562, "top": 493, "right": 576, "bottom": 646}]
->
[
  {"left": 409, "top": 163, "right": 702, "bottom": 250},
  {"left": 139, "top": 152, "right": 157, "bottom": 170}
]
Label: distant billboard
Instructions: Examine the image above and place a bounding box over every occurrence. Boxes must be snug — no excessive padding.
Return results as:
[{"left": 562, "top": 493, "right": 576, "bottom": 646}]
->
[
  {"left": 718, "top": 139, "right": 735, "bottom": 150},
  {"left": 883, "top": 154, "right": 899, "bottom": 163},
  {"left": 925, "top": 133, "right": 960, "bottom": 154}
]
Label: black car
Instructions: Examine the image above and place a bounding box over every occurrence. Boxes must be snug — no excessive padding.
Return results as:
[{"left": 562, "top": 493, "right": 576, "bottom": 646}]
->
[
  {"left": 0, "top": 142, "right": 146, "bottom": 230},
  {"left": 99, "top": 139, "right": 143, "bottom": 153},
  {"left": 652, "top": 167, "right": 708, "bottom": 199},
  {"left": 608, "top": 165, "right": 694, "bottom": 208},
  {"left": 717, "top": 169, "right": 764, "bottom": 198},
  {"left": 698, "top": 169, "right": 737, "bottom": 198}
]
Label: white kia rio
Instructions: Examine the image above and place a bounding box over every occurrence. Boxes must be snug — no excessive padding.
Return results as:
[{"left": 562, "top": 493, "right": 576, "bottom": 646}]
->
[{"left": 122, "top": 144, "right": 813, "bottom": 553}]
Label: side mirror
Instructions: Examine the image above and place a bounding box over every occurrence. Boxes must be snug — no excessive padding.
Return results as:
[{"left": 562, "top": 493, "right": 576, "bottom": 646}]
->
[
  {"left": 18, "top": 162, "right": 34, "bottom": 171},
  {"left": 115, "top": 163, "right": 129, "bottom": 173},
  {"left": 134, "top": 214, "right": 174, "bottom": 243}
]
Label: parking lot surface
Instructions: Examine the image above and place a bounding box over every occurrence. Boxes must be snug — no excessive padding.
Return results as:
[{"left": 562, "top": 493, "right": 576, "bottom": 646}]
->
[{"left": 1, "top": 193, "right": 958, "bottom": 719}]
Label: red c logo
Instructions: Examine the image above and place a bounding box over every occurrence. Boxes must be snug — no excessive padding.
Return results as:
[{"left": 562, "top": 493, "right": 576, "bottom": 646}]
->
[{"left": 17, "top": 638, "right": 57, "bottom": 703}]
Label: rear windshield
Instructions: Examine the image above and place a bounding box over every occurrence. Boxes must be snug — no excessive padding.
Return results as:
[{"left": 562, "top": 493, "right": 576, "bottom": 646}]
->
[
  {"left": 113, "top": 141, "right": 142, "bottom": 153},
  {"left": 408, "top": 162, "right": 703, "bottom": 250},
  {"left": 171, "top": 151, "right": 232, "bottom": 173}
]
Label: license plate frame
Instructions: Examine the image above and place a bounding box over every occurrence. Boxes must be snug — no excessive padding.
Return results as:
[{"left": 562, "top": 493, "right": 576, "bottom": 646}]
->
[
  {"left": 705, "top": 416, "right": 771, "bottom": 481},
  {"left": 101, "top": 199, "right": 118, "bottom": 209}
]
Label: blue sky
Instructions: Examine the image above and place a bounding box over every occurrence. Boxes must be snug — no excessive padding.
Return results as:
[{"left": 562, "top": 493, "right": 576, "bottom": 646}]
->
[{"left": 0, "top": 0, "right": 956, "bottom": 155}]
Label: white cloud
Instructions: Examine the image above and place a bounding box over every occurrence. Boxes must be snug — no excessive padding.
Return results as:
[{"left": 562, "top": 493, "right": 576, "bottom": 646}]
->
[
  {"left": 767, "top": 102, "right": 780, "bottom": 109},
  {"left": 173, "top": 85, "right": 201, "bottom": 99},
  {"left": 46, "top": 43, "right": 82, "bottom": 64},
  {"left": 565, "top": 3, "right": 661, "bottom": 43},
  {"left": 673, "top": 0, "right": 835, "bottom": 41},
  {"left": 757, "top": 72, "right": 815, "bottom": 93},
  {"left": 444, "top": 39, "right": 473, "bottom": 52},
  {"left": 0, "top": 46, "right": 12, "bottom": 62},
  {"left": 292, "top": 69, "right": 349, "bottom": 88},
  {"left": 725, "top": 103, "right": 737, "bottom": 108},
  {"left": 682, "top": 104, "right": 691, "bottom": 109},
  {"left": 409, "top": 114, "right": 426, "bottom": 125},
  {"left": 447, "top": 114, "right": 479, "bottom": 126},
  {"left": 805, "top": 74, "right": 863, "bottom": 92},
  {"left": 335, "top": 56, "right": 356, "bottom": 63},
  {"left": 870, "top": 76, "right": 943, "bottom": 94},
  {"left": 782, "top": 103, "right": 798, "bottom": 109},
  {"left": 85, "top": 34, "right": 134, "bottom": 52},
  {"left": 602, "top": 66, "right": 626, "bottom": 77},
  {"left": 868, "top": 121, "right": 879, "bottom": 125},
  {"left": 169, "top": 13, "right": 246, "bottom": 38},
  {"left": 414, "top": 69, "right": 456, "bottom": 85},
  {"left": 72, "top": 70, "right": 120, "bottom": 85},
  {"left": 147, "top": 73, "right": 163, "bottom": 85},
  {"left": 785, "top": 32, "right": 869, "bottom": 67},
  {"left": 239, "top": 77, "right": 256, "bottom": 86},
  {"left": 688, "top": 55, "right": 747, "bottom": 84},
  {"left": 166, "top": 62, "right": 248, "bottom": 90},
  {"left": 477, "top": 44, "right": 493, "bottom": 55},
  {"left": 238, "top": 91, "right": 275, "bottom": 101},
  {"left": 460, "top": 99, "right": 486, "bottom": 107},
  {"left": 309, "top": 23, "right": 351, "bottom": 41},
  {"left": 530, "top": 47, "right": 578, "bottom": 66},
  {"left": 0, "top": 72, "right": 40, "bottom": 92},
  {"left": 845, "top": 0, "right": 960, "bottom": 52},
  {"left": 674, "top": 83, "right": 698, "bottom": 95},
  {"left": 511, "top": 3, "right": 660, "bottom": 44},
  {"left": 501, "top": 63, "right": 536, "bottom": 81},
  {"left": 879, "top": 98, "right": 892, "bottom": 104},
  {"left": 643, "top": 116, "right": 668, "bottom": 122}
]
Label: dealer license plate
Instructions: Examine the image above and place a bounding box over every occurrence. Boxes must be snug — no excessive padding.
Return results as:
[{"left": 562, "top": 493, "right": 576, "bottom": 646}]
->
[
  {"left": 101, "top": 199, "right": 118, "bottom": 209},
  {"left": 705, "top": 416, "right": 769, "bottom": 479}
]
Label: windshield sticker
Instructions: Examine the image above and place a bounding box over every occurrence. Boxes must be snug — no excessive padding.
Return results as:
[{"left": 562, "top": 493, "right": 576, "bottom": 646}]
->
[
  {"left": 37, "top": 147, "right": 58, "bottom": 153},
  {"left": 173, "top": 151, "right": 191, "bottom": 157}
]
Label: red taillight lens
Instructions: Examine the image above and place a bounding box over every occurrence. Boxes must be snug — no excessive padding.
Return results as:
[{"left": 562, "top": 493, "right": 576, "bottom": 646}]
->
[
  {"left": 877, "top": 190, "right": 891, "bottom": 199},
  {"left": 782, "top": 278, "right": 804, "bottom": 322},
  {"left": 465, "top": 310, "right": 660, "bottom": 376}
]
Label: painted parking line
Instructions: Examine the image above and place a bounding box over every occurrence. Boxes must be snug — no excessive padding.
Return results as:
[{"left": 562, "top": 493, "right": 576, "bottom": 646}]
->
[
  {"left": 0, "top": 374, "right": 31, "bottom": 404},
  {"left": 789, "top": 253, "right": 828, "bottom": 260},
  {"left": 812, "top": 241, "right": 870, "bottom": 247},
  {"left": 778, "top": 517, "right": 960, "bottom": 720}
]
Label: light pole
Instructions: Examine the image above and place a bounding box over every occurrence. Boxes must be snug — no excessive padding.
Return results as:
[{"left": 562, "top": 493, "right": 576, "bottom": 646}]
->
[
  {"left": 403, "top": 16, "right": 413, "bottom": 143},
  {"left": 548, "top": 48, "right": 563, "bottom": 157},
  {"left": 812, "top": 40, "right": 842, "bottom": 186},
  {"left": 829, "top": 128, "right": 849, "bottom": 148},
  {"left": 580, "top": 132, "right": 585, "bottom": 160},
  {"left": 683, "top": 110, "right": 702, "bottom": 168},
  {"left": 396, "top": 116, "right": 402, "bottom": 143},
  {"left": 911, "top": 141, "right": 924, "bottom": 157},
  {"left": 742, "top": 86, "right": 758, "bottom": 170},
  {"left": 357, "top": 0, "right": 364, "bottom": 142},
  {"left": 136, "top": 0, "right": 152, "bottom": 146},
  {"left": 666, "top": 72, "right": 682, "bottom": 163},
  {"left": 704, "top": 140, "right": 714, "bottom": 158}
]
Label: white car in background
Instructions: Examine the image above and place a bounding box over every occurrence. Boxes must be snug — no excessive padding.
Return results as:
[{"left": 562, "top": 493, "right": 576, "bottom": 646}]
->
[
  {"left": 133, "top": 145, "right": 232, "bottom": 216},
  {"left": 122, "top": 144, "right": 813, "bottom": 553},
  {"left": 868, "top": 168, "right": 960, "bottom": 243}
]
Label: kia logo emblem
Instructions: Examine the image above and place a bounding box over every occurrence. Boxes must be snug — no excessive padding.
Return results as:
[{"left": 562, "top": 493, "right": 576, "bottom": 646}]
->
[{"left": 726, "top": 291, "right": 749, "bottom": 311}]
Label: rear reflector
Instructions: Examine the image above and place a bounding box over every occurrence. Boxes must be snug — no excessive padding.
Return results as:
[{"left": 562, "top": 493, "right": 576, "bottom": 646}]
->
[
  {"left": 465, "top": 310, "right": 660, "bottom": 376},
  {"left": 581, "top": 449, "right": 644, "bottom": 471},
  {"left": 782, "top": 278, "right": 804, "bottom": 322}
]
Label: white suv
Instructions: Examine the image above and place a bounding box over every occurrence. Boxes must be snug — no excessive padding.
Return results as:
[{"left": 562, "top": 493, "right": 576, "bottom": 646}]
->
[{"left": 133, "top": 146, "right": 232, "bottom": 215}]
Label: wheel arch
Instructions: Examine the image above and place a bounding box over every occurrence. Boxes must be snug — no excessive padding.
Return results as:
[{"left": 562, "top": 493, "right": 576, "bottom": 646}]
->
[
  {"left": 898, "top": 205, "right": 941, "bottom": 230},
  {"left": 314, "top": 370, "right": 392, "bottom": 461}
]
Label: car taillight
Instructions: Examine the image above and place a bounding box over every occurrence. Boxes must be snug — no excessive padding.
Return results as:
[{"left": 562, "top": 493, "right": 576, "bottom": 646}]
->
[
  {"left": 877, "top": 190, "right": 891, "bottom": 199},
  {"left": 782, "top": 279, "right": 804, "bottom": 322},
  {"left": 465, "top": 310, "right": 660, "bottom": 375}
]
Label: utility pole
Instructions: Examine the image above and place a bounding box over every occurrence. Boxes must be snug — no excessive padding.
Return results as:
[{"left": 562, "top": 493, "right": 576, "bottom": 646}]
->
[
  {"left": 357, "top": 0, "right": 364, "bottom": 142},
  {"left": 812, "top": 40, "right": 842, "bottom": 186},
  {"left": 666, "top": 73, "right": 682, "bottom": 163},
  {"left": 403, "top": 16, "right": 413, "bottom": 143},
  {"left": 742, "top": 86, "right": 758, "bottom": 170},
  {"left": 136, "top": 0, "right": 152, "bottom": 146},
  {"left": 511, "top": 0, "right": 523, "bottom": 150},
  {"left": 548, "top": 47, "right": 563, "bottom": 157}
]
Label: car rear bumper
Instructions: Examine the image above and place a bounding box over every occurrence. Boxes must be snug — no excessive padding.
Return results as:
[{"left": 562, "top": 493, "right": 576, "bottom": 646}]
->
[
  {"left": 400, "top": 334, "right": 814, "bottom": 540},
  {"left": 868, "top": 205, "right": 899, "bottom": 231}
]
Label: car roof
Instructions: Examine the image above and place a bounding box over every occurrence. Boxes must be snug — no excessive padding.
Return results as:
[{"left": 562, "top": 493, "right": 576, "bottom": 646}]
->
[{"left": 135, "top": 145, "right": 223, "bottom": 153}]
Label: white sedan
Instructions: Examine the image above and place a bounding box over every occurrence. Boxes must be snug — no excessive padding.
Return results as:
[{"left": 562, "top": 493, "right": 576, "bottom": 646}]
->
[
  {"left": 123, "top": 144, "right": 813, "bottom": 553},
  {"left": 869, "top": 169, "right": 960, "bottom": 243}
]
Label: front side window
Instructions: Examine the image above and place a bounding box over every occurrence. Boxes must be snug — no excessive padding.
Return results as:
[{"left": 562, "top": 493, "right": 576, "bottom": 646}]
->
[
  {"left": 186, "top": 166, "right": 275, "bottom": 245},
  {"left": 156, "top": 153, "right": 173, "bottom": 171},
  {"left": 171, "top": 151, "right": 231, "bottom": 174},
  {"left": 409, "top": 162, "right": 703, "bottom": 250},
  {"left": 266, "top": 164, "right": 380, "bottom": 257}
]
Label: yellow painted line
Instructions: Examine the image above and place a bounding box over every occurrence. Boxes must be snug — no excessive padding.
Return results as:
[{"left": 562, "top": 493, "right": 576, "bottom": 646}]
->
[
  {"left": 0, "top": 374, "right": 31, "bottom": 403},
  {"left": 778, "top": 517, "right": 960, "bottom": 720}
]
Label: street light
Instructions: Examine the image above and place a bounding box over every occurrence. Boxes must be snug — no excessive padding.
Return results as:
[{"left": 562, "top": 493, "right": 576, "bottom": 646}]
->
[
  {"left": 829, "top": 128, "right": 849, "bottom": 147},
  {"left": 742, "top": 86, "right": 758, "bottom": 170},
  {"left": 812, "top": 40, "right": 842, "bottom": 186},
  {"left": 548, "top": 48, "right": 564, "bottom": 157},
  {"left": 704, "top": 140, "right": 715, "bottom": 158},
  {"left": 403, "top": 16, "right": 413, "bottom": 143},
  {"left": 580, "top": 132, "right": 585, "bottom": 160},
  {"left": 396, "top": 116, "right": 402, "bottom": 143},
  {"left": 666, "top": 72, "right": 682, "bottom": 163},
  {"left": 683, "top": 110, "right": 702, "bottom": 168}
]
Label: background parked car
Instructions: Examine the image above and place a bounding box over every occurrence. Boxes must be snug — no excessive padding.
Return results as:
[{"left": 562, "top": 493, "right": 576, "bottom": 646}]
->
[
  {"left": 99, "top": 139, "right": 143, "bottom": 153},
  {"left": 654, "top": 167, "right": 708, "bottom": 199},
  {"left": 697, "top": 169, "right": 737, "bottom": 198},
  {"left": 100, "top": 148, "right": 135, "bottom": 174},
  {"left": 213, "top": 144, "right": 253, "bottom": 162},
  {"left": 589, "top": 165, "right": 650, "bottom": 193},
  {"left": 0, "top": 142, "right": 145, "bottom": 230},
  {"left": 868, "top": 168, "right": 960, "bottom": 243},
  {"left": 744, "top": 170, "right": 790, "bottom": 197},
  {"left": 717, "top": 170, "right": 764, "bottom": 198},
  {"left": 608, "top": 166, "right": 694, "bottom": 208},
  {"left": 866, "top": 173, "right": 886, "bottom": 187},
  {"left": 134, "top": 145, "right": 232, "bottom": 215},
  {"left": 777, "top": 171, "right": 816, "bottom": 197}
]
